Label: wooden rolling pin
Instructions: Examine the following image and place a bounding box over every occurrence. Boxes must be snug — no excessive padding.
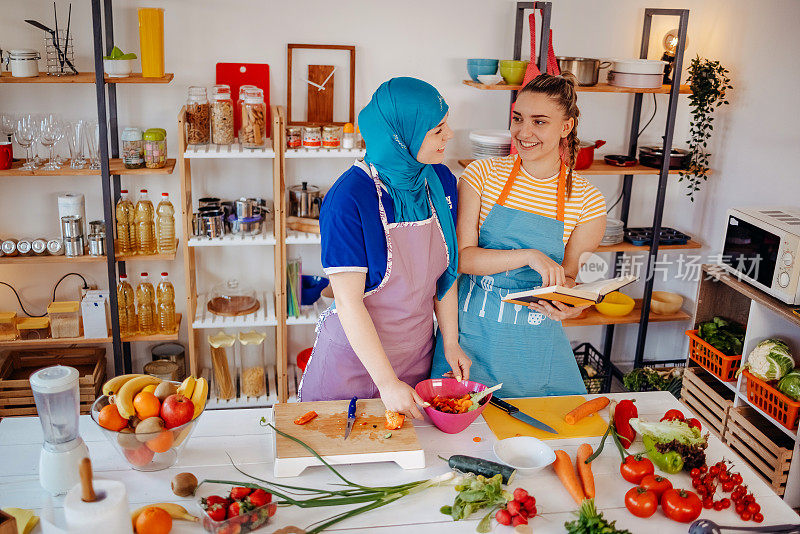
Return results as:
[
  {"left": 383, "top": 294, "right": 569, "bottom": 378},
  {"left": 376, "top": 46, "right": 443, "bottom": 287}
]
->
[{"left": 287, "top": 216, "right": 320, "bottom": 234}]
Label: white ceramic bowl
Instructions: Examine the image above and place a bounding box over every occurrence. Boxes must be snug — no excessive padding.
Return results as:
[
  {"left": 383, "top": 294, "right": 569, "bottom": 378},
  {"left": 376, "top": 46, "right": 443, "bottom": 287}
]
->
[
  {"left": 477, "top": 74, "right": 503, "bottom": 85},
  {"left": 493, "top": 436, "right": 556, "bottom": 472},
  {"left": 103, "top": 58, "right": 133, "bottom": 78},
  {"left": 608, "top": 59, "right": 666, "bottom": 75}
]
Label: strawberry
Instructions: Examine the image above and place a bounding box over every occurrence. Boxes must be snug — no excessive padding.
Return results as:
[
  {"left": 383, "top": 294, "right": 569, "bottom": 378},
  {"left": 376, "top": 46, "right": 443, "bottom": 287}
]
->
[
  {"left": 229, "top": 487, "right": 252, "bottom": 501},
  {"left": 513, "top": 488, "right": 529, "bottom": 502},
  {"left": 206, "top": 504, "right": 227, "bottom": 522},
  {"left": 267, "top": 503, "right": 277, "bottom": 517},
  {"left": 204, "top": 495, "right": 229, "bottom": 509},
  {"left": 247, "top": 489, "right": 271, "bottom": 507},
  {"left": 227, "top": 502, "right": 242, "bottom": 519},
  {"left": 512, "top": 514, "right": 528, "bottom": 527}
]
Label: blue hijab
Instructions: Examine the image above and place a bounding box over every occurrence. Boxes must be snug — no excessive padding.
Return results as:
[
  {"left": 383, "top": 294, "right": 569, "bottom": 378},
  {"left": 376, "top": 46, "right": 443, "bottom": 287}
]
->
[{"left": 359, "top": 77, "right": 457, "bottom": 300}]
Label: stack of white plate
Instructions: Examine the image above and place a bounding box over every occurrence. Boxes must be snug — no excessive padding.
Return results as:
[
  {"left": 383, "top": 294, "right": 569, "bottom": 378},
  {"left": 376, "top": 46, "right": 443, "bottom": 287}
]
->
[
  {"left": 469, "top": 130, "right": 512, "bottom": 159},
  {"left": 601, "top": 218, "right": 624, "bottom": 246},
  {"left": 607, "top": 59, "right": 666, "bottom": 89}
]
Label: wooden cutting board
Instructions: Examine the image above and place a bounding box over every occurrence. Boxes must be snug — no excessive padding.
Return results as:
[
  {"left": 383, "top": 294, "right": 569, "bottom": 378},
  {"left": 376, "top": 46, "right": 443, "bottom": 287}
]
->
[
  {"left": 216, "top": 62, "right": 270, "bottom": 137},
  {"left": 483, "top": 396, "right": 608, "bottom": 441},
  {"left": 273, "top": 398, "right": 425, "bottom": 477}
]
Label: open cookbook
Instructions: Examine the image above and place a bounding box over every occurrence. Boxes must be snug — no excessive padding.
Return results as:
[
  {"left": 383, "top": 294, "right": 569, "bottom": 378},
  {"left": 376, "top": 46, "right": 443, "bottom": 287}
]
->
[{"left": 501, "top": 275, "right": 638, "bottom": 307}]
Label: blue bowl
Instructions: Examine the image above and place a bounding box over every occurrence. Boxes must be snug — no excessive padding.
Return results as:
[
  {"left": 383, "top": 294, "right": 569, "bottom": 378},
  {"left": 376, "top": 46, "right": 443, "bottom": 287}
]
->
[
  {"left": 467, "top": 58, "right": 499, "bottom": 81},
  {"left": 301, "top": 275, "right": 330, "bottom": 306}
]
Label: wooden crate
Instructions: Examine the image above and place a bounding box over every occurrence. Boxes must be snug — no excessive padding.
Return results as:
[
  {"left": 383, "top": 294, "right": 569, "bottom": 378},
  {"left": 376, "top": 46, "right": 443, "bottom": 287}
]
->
[
  {"left": 680, "top": 366, "right": 734, "bottom": 438},
  {"left": 0, "top": 347, "right": 105, "bottom": 417},
  {"left": 723, "top": 405, "right": 794, "bottom": 496}
]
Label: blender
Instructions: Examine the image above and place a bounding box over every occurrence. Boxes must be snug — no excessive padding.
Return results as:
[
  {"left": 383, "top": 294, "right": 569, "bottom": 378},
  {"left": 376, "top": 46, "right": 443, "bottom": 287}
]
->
[{"left": 29, "top": 365, "right": 90, "bottom": 495}]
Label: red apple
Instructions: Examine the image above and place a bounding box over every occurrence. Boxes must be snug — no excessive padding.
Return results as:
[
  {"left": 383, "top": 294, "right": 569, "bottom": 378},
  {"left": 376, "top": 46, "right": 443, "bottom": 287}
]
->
[
  {"left": 123, "top": 443, "right": 155, "bottom": 466},
  {"left": 160, "top": 394, "right": 195, "bottom": 429}
]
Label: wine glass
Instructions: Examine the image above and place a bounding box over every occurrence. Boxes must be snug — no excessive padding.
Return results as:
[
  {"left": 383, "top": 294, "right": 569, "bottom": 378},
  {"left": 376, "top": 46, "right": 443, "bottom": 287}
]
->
[
  {"left": 67, "top": 120, "right": 86, "bottom": 168},
  {"left": 14, "top": 116, "right": 39, "bottom": 170},
  {"left": 84, "top": 121, "right": 100, "bottom": 169},
  {"left": 1, "top": 113, "right": 17, "bottom": 144},
  {"left": 39, "top": 116, "right": 62, "bottom": 170}
]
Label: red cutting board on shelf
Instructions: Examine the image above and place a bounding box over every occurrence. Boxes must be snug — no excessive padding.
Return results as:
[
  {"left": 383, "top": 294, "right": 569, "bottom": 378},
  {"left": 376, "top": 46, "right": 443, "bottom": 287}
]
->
[{"left": 216, "top": 62, "right": 271, "bottom": 137}]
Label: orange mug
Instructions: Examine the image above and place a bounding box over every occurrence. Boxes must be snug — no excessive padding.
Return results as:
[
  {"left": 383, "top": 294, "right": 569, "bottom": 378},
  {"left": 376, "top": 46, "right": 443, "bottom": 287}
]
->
[{"left": 0, "top": 142, "right": 12, "bottom": 170}]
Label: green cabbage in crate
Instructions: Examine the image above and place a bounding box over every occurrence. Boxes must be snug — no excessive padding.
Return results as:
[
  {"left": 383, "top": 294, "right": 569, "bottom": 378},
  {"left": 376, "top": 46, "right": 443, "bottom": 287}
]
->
[
  {"left": 777, "top": 369, "right": 800, "bottom": 401},
  {"left": 739, "top": 338, "right": 794, "bottom": 381}
]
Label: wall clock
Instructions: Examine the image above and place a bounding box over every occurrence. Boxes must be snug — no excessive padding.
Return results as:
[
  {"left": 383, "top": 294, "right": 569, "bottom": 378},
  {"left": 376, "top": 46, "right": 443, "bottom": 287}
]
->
[{"left": 287, "top": 44, "right": 355, "bottom": 127}]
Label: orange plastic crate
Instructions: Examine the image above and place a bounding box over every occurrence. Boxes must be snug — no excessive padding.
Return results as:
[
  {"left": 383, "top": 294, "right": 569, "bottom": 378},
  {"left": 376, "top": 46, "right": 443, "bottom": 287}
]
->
[
  {"left": 743, "top": 370, "right": 800, "bottom": 431},
  {"left": 686, "top": 329, "right": 742, "bottom": 382}
]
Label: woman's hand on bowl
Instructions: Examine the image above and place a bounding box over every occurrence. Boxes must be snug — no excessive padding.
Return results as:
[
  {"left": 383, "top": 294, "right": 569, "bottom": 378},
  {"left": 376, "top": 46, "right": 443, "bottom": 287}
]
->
[
  {"left": 442, "top": 341, "right": 471, "bottom": 382},
  {"left": 528, "top": 300, "right": 590, "bottom": 321},
  {"left": 378, "top": 378, "right": 425, "bottom": 419}
]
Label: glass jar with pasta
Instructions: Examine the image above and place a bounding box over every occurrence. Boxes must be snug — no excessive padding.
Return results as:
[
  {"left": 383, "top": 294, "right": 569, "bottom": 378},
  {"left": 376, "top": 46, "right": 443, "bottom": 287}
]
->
[
  {"left": 208, "top": 331, "right": 236, "bottom": 400},
  {"left": 240, "top": 87, "right": 266, "bottom": 149},
  {"left": 185, "top": 86, "right": 210, "bottom": 145},
  {"left": 238, "top": 331, "right": 266, "bottom": 398},
  {"left": 210, "top": 84, "right": 234, "bottom": 145}
]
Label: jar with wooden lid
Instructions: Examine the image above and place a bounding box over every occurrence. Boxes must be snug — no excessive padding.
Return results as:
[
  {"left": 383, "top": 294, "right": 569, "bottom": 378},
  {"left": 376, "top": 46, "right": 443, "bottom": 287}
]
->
[
  {"left": 240, "top": 87, "right": 266, "bottom": 149},
  {"left": 47, "top": 301, "right": 81, "bottom": 338},
  {"left": 208, "top": 332, "right": 236, "bottom": 400},
  {"left": 238, "top": 331, "right": 266, "bottom": 398},
  {"left": 210, "top": 84, "right": 234, "bottom": 145},
  {"left": 186, "top": 86, "right": 210, "bottom": 145},
  {"left": 0, "top": 312, "right": 18, "bottom": 341},
  {"left": 17, "top": 317, "right": 50, "bottom": 340}
]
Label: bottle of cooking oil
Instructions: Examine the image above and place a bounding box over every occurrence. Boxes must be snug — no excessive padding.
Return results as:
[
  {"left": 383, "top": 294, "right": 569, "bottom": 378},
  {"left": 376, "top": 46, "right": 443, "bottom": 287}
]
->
[
  {"left": 156, "top": 271, "right": 177, "bottom": 334},
  {"left": 136, "top": 272, "right": 156, "bottom": 335},
  {"left": 116, "top": 274, "right": 137, "bottom": 335},
  {"left": 156, "top": 193, "right": 176, "bottom": 254},
  {"left": 115, "top": 190, "right": 136, "bottom": 255},
  {"left": 134, "top": 189, "right": 156, "bottom": 255}
]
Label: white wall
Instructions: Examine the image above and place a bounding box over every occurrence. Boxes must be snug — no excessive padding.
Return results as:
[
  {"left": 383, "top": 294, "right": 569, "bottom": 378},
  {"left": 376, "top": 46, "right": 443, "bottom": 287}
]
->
[{"left": 2, "top": 0, "right": 799, "bottom": 374}]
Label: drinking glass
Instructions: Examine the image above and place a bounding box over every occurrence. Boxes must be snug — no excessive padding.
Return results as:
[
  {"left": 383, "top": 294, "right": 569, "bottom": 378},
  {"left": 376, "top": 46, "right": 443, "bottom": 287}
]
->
[
  {"left": 84, "top": 121, "right": 100, "bottom": 169},
  {"left": 14, "top": 116, "right": 39, "bottom": 170},
  {"left": 1, "top": 113, "right": 17, "bottom": 144},
  {"left": 67, "top": 120, "right": 86, "bottom": 168},
  {"left": 39, "top": 116, "right": 62, "bottom": 170}
]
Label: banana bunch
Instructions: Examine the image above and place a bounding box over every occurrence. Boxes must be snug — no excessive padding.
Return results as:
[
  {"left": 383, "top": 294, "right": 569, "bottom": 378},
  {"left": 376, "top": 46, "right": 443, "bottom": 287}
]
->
[
  {"left": 177, "top": 376, "right": 209, "bottom": 419},
  {"left": 130, "top": 502, "right": 198, "bottom": 529}
]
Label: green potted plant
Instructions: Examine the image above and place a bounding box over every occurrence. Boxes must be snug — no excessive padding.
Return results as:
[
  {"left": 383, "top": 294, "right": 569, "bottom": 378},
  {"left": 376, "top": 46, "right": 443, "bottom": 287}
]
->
[
  {"left": 103, "top": 46, "right": 137, "bottom": 78},
  {"left": 679, "top": 56, "right": 733, "bottom": 201}
]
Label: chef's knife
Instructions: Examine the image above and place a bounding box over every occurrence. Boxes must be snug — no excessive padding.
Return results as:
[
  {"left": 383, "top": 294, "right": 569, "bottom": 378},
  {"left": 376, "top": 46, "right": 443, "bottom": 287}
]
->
[
  {"left": 343, "top": 396, "right": 357, "bottom": 440},
  {"left": 489, "top": 397, "right": 558, "bottom": 434}
]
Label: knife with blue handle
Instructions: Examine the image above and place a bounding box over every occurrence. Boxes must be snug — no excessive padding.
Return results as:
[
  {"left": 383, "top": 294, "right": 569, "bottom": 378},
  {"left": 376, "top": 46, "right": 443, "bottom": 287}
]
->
[
  {"left": 489, "top": 397, "right": 558, "bottom": 434},
  {"left": 343, "top": 396, "right": 357, "bottom": 440}
]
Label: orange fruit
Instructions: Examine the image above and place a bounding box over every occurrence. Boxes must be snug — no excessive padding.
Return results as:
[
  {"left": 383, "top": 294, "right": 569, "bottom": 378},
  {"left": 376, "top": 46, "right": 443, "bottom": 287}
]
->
[
  {"left": 135, "top": 506, "right": 172, "bottom": 534},
  {"left": 146, "top": 429, "right": 174, "bottom": 453},
  {"left": 99, "top": 404, "right": 128, "bottom": 431},
  {"left": 133, "top": 391, "right": 161, "bottom": 419}
]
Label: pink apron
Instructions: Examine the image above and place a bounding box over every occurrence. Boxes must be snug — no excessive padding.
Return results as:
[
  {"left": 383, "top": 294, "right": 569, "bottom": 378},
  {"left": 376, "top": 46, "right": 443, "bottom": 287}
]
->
[{"left": 298, "top": 162, "right": 449, "bottom": 401}]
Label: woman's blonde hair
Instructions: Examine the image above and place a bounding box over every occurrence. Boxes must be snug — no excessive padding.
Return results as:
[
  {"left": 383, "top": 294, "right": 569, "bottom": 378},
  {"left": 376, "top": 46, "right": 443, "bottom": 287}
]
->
[{"left": 517, "top": 72, "right": 580, "bottom": 197}]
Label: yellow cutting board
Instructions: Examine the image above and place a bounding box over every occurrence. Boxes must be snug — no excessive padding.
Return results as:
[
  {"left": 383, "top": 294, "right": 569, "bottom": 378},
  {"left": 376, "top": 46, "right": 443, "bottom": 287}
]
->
[{"left": 483, "top": 396, "right": 608, "bottom": 441}]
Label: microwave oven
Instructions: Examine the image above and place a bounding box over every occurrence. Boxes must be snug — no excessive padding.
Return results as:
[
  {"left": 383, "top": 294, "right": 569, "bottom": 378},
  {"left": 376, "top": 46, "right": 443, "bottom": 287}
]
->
[{"left": 718, "top": 207, "right": 800, "bottom": 305}]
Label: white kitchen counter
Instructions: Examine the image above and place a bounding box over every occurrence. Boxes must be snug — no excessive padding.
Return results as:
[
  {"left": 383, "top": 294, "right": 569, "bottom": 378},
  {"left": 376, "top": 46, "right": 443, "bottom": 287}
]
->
[{"left": 1, "top": 392, "right": 798, "bottom": 533}]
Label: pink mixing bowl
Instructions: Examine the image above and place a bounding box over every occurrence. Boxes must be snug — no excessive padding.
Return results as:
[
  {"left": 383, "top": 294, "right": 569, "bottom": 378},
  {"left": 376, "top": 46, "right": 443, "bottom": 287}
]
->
[{"left": 415, "top": 378, "right": 492, "bottom": 434}]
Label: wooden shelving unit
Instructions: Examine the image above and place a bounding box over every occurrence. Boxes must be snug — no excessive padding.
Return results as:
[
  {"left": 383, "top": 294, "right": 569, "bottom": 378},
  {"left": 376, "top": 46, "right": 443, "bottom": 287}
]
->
[
  {"left": 596, "top": 239, "right": 701, "bottom": 254},
  {"left": 457, "top": 158, "right": 710, "bottom": 176},
  {"left": 462, "top": 79, "right": 691, "bottom": 94},
  {"left": 0, "top": 72, "right": 173, "bottom": 84},
  {"left": 0, "top": 158, "right": 176, "bottom": 177},
  {"left": 0, "top": 242, "right": 179, "bottom": 265},
  {"left": 563, "top": 299, "right": 690, "bottom": 327}
]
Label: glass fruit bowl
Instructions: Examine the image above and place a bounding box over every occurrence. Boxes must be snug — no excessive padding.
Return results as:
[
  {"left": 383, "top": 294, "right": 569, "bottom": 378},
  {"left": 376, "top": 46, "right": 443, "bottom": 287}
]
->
[{"left": 90, "top": 380, "right": 206, "bottom": 471}]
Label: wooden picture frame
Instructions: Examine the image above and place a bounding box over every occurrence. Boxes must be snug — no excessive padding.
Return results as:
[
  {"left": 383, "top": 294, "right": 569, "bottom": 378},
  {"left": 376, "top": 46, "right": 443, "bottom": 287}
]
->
[{"left": 287, "top": 44, "right": 355, "bottom": 127}]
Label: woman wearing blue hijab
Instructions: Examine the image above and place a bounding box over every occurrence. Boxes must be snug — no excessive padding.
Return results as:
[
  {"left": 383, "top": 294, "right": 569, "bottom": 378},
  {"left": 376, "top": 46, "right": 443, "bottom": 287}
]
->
[{"left": 299, "top": 78, "right": 470, "bottom": 418}]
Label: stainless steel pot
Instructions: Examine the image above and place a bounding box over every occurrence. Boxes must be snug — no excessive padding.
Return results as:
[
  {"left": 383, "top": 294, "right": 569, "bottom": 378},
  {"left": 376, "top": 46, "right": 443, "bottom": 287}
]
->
[
  {"left": 288, "top": 182, "right": 322, "bottom": 219},
  {"left": 235, "top": 198, "right": 256, "bottom": 219},
  {"left": 201, "top": 210, "right": 225, "bottom": 238},
  {"left": 229, "top": 215, "right": 264, "bottom": 236},
  {"left": 88, "top": 233, "right": 105, "bottom": 256},
  {"left": 198, "top": 197, "right": 221, "bottom": 209},
  {"left": 555, "top": 57, "right": 611, "bottom": 86}
]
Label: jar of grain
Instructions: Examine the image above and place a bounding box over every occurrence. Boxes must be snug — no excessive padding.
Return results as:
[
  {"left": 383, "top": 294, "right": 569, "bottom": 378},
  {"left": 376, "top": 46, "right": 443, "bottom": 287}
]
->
[
  {"left": 240, "top": 87, "right": 266, "bottom": 149},
  {"left": 238, "top": 331, "right": 266, "bottom": 398},
  {"left": 121, "top": 127, "right": 145, "bottom": 169},
  {"left": 185, "top": 86, "right": 210, "bottom": 145},
  {"left": 210, "top": 84, "right": 234, "bottom": 145}
]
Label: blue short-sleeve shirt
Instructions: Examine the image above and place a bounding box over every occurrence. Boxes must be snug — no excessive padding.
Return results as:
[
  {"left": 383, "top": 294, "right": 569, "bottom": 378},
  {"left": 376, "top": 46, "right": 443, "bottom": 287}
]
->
[{"left": 320, "top": 161, "right": 458, "bottom": 292}]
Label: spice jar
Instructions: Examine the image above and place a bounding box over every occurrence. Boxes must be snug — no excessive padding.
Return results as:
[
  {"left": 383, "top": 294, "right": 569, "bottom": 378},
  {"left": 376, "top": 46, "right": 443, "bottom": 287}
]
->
[
  {"left": 1, "top": 239, "right": 18, "bottom": 257},
  {"left": 16, "top": 238, "right": 33, "bottom": 256},
  {"left": 121, "top": 127, "right": 144, "bottom": 169},
  {"left": 238, "top": 331, "right": 266, "bottom": 398},
  {"left": 240, "top": 87, "right": 266, "bottom": 149},
  {"left": 143, "top": 128, "right": 167, "bottom": 168},
  {"left": 322, "top": 125, "right": 341, "bottom": 149},
  {"left": 342, "top": 122, "right": 355, "bottom": 149},
  {"left": 302, "top": 126, "right": 321, "bottom": 149},
  {"left": 186, "top": 86, "right": 210, "bottom": 145},
  {"left": 286, "top": 126, "right": 302, "bottom": 149},
  {"left": 210, "top": 84, "right": 234, "bottom": 145},
  {"left": 208, "top": 331, "right": 236, "bottom": 400}
]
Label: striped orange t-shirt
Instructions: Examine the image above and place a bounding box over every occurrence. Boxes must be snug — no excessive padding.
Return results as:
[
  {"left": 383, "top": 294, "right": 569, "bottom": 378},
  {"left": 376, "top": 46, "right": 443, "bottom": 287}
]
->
[{"left": 461, "top": 155, "right": 606, "bottom": 244}]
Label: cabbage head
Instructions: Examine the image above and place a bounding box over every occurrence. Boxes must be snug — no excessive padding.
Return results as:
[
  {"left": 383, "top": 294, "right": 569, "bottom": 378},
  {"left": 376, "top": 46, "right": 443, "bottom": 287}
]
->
[
  {"left": 739, "top": 338, "right": 794, "bottom": 381},
  {"left": 777, "top": 369, "right": 800, "bottom": 400}
]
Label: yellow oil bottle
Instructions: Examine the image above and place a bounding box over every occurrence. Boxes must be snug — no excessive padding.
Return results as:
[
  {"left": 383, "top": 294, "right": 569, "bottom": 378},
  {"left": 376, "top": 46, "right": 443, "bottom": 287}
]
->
[
  {"left": 116, "top": 274, "right": 137, "bottom": 335},
  {"left": 136, "top": 272, "right": 156, "bottom": 335},
  {"left": 156, "top": 271, "right": 177, "bottom": 333},
  {"left": 115, "top": 190, "right": 136, "bottom": 255},
  {"left": 156, "top": 192, "right": 176, "bottom": 254},
  {"left": 135, "top": 189, "right": 156, "bottom": 255}
]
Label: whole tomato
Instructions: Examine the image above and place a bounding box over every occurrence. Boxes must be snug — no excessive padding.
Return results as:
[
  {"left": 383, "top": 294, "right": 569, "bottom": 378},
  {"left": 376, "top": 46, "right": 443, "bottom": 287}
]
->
[
  {"left": 620, "top": 454, "right": 655, "bottom": 484},
  {"left": 639, "top": 474, "right": 673, "bottom": 502},
  {"left": 661, "top": 409, "right": 685, "bottom": 422},
  {"left": 625, "top": 486, "right": 658, "bottom": 518},
  {"left": 661, "top": 488, "right": 702, "bottom": 523}
]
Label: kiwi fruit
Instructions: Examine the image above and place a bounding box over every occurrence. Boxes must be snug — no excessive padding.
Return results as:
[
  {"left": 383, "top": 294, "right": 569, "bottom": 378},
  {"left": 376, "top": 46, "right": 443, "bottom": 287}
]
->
[
  {"left": 171, "top": 472, "right": 198, "bottom": 497},
  {"left": 154, "top": 381, "right": 178, "bottom": 402},
  {"left": 135, "top": 416, "right": 165, "bottom": 442}
]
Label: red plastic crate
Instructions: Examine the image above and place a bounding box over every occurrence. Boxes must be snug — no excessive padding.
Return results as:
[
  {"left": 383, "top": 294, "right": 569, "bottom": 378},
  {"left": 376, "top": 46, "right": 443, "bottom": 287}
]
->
[
  {"left": 742, "top": 370, "right": 800, "bottom": 431},
  {"left": 686, "top": 330, "right": 742, "bottom": 381}
]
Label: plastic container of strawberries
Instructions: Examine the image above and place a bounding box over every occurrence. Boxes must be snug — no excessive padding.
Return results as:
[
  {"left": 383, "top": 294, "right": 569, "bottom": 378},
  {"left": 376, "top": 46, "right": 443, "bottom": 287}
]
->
[{"left": 198, "top": 487, "right": 276, "bottom": 534}]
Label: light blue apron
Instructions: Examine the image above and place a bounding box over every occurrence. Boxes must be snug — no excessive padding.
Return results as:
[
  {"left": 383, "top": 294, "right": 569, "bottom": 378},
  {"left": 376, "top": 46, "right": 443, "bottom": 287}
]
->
[{"left": 431, "top": 158, "right": 586, "bottom": 398}]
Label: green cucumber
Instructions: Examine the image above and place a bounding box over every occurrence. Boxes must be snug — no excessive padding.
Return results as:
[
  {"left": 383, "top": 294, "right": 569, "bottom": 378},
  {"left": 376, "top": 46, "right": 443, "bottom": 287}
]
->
[{"left": 445, "top": 454, "right": 516, "bottom": 484}]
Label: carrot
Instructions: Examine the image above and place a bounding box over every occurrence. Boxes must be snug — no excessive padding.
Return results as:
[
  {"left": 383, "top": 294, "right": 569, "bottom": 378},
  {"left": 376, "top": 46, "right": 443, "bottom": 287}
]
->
[
  {"left": 565, "top": 397, "right": 610, "bottom": 425},
  {"left": 553, "top": 450, "right": 586, "bottom": 504},
  {"left": 293, "top": 410, "right": 318, "bottom": 425},
  {"left": 575, "top": 443, "right": 595, "bottom": 498}
]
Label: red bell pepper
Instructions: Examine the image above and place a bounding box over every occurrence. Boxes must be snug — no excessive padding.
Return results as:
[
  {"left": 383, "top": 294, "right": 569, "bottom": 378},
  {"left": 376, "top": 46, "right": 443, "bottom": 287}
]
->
[{"left": 614, "top": 399, "right": 638, "bottom": 448}]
